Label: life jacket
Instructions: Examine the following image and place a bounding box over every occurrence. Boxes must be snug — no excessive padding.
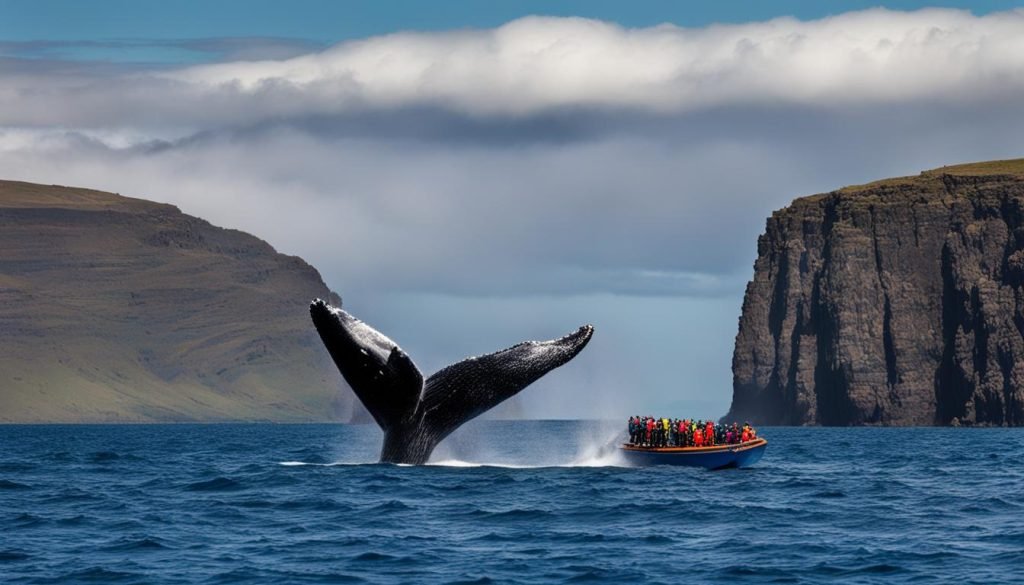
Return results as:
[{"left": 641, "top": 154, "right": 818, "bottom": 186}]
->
[
  {"left": 662, "top": 418, "right": 669, "bottom": 431},
  {"left": 741, "top": 430, "right": 750, "bottom": 442},
  {"left": 693, "top": 432, "right": 704, "bottom": 447},
  {"left": 677, "top": 421, "right": 685, "bottom": 433},
  {"left": 647, "top": 419, "right": 655, "bottom": 432}
]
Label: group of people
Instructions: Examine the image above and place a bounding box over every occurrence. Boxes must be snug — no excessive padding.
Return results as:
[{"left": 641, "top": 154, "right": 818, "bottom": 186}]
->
[{"left": 627, "top": 416, "right": 758, "bottom": 448}]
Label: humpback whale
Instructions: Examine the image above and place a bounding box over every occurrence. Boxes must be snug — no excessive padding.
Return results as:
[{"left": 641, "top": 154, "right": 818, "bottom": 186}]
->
[{"left": 309, "top": 299, "right": 593, "bottom": 464}]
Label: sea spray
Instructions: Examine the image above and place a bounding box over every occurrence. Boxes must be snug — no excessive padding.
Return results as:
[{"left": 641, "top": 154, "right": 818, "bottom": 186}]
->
[
  {"left": 569, "top": 425, "right": 629, "bottom": 467},
  {"left": 427, "top": 419, "right": 629, "bottom": 467}
]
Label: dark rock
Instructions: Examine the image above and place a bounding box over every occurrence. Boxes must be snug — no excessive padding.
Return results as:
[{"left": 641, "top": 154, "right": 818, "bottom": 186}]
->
[{"left": 727, "top": 159, "right": 1024, "bottom": 426}]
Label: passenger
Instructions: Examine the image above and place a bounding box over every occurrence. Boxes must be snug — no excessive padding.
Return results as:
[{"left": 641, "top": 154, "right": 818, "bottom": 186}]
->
[{"left": 628, "top": 415, "right": 767, "bottom": 448}]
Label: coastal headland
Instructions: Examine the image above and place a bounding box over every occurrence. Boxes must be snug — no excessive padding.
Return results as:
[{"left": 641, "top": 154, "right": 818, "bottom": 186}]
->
[
  {"left": 0, "top": 180, "right": 355, "bottom": 423},
  {"left": 729, "top": 159, "right": 1024, "bottom": 426}
]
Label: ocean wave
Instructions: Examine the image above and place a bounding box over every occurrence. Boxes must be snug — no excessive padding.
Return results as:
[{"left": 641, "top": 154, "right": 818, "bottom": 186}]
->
[
  {"left": 278, "top": 460, "right": 369, "bottom": 467},
  {"left": 100, "top": 537, "right": 169, "bottom": 552},
  {"left": 0, "top": 550, "right": 31, "bottom": 562},
  {"left": 184, "top": 477, "right": 243, "bottom": 491},
  {"left": 42, "top": 566, "right": 144, "bottom": 583},
  {"left": 3, "top": 424, "right": 1023, "bottom": 584},
  {"left": 88, "top": 451, "right": 122, "bottom": 462}
]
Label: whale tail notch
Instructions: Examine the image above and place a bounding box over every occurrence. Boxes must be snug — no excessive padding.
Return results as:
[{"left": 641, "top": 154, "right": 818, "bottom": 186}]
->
[{"left": 309, "top": 298, "right": 593, "bottom": 464}]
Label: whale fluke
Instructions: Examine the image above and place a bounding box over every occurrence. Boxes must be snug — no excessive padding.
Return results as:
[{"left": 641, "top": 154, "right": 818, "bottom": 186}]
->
[{"left": 310, "top": 298, "right": 593, "bottom": 464}]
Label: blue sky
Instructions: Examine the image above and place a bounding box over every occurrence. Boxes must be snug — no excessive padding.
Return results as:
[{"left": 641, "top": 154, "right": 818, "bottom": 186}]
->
[{"left": 2, "top": 1, "right": 1023, "bottom": 419}]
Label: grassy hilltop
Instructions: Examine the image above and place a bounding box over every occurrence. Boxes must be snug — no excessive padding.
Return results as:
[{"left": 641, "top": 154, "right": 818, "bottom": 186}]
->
[{"left": 0, "top": 181, "right": 355, "bottom": 423}]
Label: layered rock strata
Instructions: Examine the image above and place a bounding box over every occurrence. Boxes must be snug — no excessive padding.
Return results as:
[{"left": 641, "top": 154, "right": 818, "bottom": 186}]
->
[{"left": 728, "top": 159, "right": 1024, "bottom": 426}]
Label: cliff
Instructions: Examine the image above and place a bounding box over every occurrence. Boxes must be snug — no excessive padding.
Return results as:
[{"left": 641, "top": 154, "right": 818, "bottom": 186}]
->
[
  {"left": 728, "top": 159, "right": 1024, "bottom": 426},
  {"left": 0, "top": 180, "right": 355, "bottom": 422}
]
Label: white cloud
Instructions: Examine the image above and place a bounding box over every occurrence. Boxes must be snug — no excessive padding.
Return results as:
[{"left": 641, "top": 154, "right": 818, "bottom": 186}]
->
[
  {"left": 3, "top": 9, "right": 1024, "bottom": 131},
  {"left": 167, "top": 9, "right": 1024, "bottom": 114}
]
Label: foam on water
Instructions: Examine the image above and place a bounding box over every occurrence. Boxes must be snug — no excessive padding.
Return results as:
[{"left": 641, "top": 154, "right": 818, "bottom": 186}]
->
[
  {"left": 277, "top": 461, "right": 367, "bottom": 467},
  {"left": 427, "top": 459, "right": 531, "bottom": 468}
]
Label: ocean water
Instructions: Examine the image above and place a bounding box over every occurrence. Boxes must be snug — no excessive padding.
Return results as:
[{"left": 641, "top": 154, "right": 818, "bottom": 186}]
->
[{"left": 1, "top": 422, "right": 1022, "bottom": 584}]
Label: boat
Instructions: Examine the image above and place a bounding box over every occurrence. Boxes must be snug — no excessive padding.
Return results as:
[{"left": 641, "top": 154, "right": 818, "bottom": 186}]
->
[{"left": 619, "top": 438, "right": 768, "bottom": 469}]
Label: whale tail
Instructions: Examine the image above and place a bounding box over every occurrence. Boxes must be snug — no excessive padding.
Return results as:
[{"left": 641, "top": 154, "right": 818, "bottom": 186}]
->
[{"left": 310, "top": 298, "right": 593, "bottom": 464}]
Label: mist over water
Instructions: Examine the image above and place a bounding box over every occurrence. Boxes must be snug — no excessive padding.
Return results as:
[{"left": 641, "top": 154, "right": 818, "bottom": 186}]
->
[
  {"left": 1, "top": 423, "right": 1022, "bottom": 584},
  {"left": 427, "top": 419, "right": 627, "bottom": 468}
]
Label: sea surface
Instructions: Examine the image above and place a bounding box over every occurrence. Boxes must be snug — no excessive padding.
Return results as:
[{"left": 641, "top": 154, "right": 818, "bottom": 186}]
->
[{"left": 1, "top": 422, "right": 1022, "bottom": 584}]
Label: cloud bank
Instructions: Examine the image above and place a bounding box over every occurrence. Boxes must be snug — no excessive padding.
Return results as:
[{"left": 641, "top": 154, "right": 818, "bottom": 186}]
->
[
  {"left": 4, "top": 9, "right": 1024, "bottom": 130},
  {"left": 174, "top": 9, "right": 1024, "bottom": 113}
]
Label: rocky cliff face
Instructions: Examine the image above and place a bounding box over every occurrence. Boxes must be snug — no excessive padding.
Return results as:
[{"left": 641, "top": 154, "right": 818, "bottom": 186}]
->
[
  {"left": 728, "top": 159, "right": 1024, "bottom": 426},
  {"left": 0, "top": 180, "right": 356, "bottom": 422}
]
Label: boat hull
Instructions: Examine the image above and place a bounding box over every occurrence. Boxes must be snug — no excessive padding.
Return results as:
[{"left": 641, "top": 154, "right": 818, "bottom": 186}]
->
[{"left": 619, "top": 438, "right": 767, "bottom": 469}]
